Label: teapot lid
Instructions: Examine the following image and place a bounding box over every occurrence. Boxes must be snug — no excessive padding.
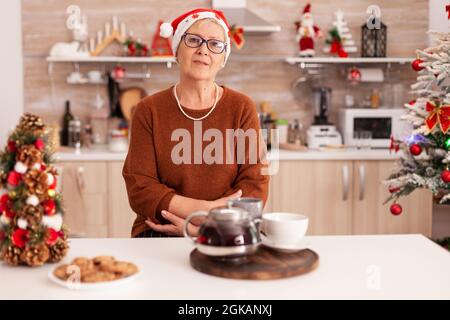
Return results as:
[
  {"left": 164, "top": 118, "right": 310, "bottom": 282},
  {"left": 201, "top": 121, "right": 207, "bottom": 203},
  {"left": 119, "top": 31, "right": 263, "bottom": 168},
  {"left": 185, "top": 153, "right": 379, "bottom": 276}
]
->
[{"left": 210, "top": 206, "right": 250, "bottom": 222}]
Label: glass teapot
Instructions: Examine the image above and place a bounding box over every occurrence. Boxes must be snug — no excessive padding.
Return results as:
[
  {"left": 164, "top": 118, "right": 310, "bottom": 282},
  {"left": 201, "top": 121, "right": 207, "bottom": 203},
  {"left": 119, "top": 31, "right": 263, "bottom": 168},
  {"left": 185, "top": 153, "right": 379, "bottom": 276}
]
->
[{"left": 183, "top": 206, "right": 261, "bottom": 258}]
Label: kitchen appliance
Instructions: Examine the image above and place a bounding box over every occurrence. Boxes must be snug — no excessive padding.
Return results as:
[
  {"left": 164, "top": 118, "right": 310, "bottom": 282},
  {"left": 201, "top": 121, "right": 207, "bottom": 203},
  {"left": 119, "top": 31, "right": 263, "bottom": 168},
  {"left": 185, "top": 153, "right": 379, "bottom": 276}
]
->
[
  {"left": 307, "top": 87, "right": 343, "bottom": 149},
  {"left": 184, "top": 206, "right": 261, "bottom": 259},
  {"left": 338, "top": 108, "right": 411, "bottom": 148}
]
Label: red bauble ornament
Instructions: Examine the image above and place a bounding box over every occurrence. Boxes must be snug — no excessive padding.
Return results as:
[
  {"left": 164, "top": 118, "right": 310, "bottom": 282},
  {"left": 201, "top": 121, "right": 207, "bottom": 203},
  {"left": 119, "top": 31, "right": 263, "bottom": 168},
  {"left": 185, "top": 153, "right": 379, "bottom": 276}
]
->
[
  {"left": 408, "top": 100, "right": 416, "bottom": 106},
  {"left": 390, "top": 203, "right": 403, "bottom": 215},
  {"left": 7, "top": 171, "right": 22, "bottom": 186},
  {"left": 46, "top": 228, "right": 60, "bottom": 246},
  {"left": 441, "top": 169, "right": 450, "bottom": 183},
  {"left": 348, "top": 67, "right": 361, "bottom": 83},
  {"left": 11, "top": 228, "right": 29, "bottom": 248},
  {"left": 34, "top": 138, "right": 45, "bottom": 151},
  {"left": 42, "top": 199, "right": 56, "bottom": 216},
  {"left": 7, "top": 140, "right": 17, "bottom": 153},
  {"left": 3, "top": 207, "right": 15, "bottom": 219},
  {"left": 409, "top": 144, "right": 422, "bottom": 156},
  {"left": 388, "top": 185, "right": 400, "bottom": 193},
  {"left": 0, "top": 194, "right": 10, "bottom": 212},
  {"left": 112, "top": 66, "right": 126, "bottom": 79},
  {"left": 411, "top": 58, "right": 424, "bottom": 71}
]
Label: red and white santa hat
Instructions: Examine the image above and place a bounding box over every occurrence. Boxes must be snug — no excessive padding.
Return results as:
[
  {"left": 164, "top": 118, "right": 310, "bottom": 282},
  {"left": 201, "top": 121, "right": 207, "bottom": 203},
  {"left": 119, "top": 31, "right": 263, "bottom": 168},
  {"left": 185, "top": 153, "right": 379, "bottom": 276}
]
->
[{"left": 160, "top": 8, "right": 231, "bottom": 64}]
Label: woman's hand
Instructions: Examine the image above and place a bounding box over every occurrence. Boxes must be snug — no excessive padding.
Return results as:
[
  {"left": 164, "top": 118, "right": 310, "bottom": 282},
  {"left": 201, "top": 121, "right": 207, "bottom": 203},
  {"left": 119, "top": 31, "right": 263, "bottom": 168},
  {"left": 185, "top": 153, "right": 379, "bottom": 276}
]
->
[
  {"left": 209, "top": 189, "right": 242, "bottom": 209},
  {"left": 145, "top": 210, "right": 199, "bottom": 237}
]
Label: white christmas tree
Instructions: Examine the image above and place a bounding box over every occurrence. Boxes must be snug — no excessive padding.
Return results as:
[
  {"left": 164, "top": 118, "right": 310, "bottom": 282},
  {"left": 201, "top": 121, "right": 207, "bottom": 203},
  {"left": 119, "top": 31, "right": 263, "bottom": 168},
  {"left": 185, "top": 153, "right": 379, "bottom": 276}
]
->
[
  {"left": 323, "top": 10, "right": 357, "bottom": 56},
  {"left": 384, "top": 32, "right": 450, "bottom": 216}
]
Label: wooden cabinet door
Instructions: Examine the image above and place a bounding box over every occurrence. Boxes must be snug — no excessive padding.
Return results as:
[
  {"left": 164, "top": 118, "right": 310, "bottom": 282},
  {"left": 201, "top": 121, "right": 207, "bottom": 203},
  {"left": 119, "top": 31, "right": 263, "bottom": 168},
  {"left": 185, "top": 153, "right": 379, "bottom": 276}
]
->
[
  {"left": 271, "top": 160, "right": 353, "bottom": 235},
  {"left": 352, "top": 160, "right": 432, "bottom": 236},
  {"left": 107, "top": 162, "right": 136, "bottom": 238},
  {"left": 59, "top": 161, "right": 108, "bottom": 238}
]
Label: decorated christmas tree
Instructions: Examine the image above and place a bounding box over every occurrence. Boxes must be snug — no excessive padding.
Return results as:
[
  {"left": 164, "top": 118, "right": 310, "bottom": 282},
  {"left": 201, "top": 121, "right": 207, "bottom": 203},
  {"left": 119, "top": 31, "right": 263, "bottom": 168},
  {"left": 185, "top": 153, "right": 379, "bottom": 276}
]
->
[
  {"left": 323, "top": 10, "right": 357, "bottom": 57},
  {"left": 0, "top": 113, "right": 68, "bottom": 266},
  {"left": 384, "top": 32, "right": 450, "bottom": 215}
]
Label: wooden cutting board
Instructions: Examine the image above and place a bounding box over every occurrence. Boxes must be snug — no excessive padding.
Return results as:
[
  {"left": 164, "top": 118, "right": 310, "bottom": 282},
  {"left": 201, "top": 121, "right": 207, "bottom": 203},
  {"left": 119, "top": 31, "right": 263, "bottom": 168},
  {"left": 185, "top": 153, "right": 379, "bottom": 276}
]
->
[{"left": 190, "top": 245, "right": 319, "bottom": 280}]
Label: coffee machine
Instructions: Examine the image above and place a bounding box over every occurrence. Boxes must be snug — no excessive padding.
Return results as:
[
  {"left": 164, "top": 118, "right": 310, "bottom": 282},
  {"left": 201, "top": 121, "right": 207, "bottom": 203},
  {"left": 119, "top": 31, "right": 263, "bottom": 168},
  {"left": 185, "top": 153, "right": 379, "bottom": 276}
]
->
[{"left": 306, "top": 87, "right": 343, "bottom": 149}]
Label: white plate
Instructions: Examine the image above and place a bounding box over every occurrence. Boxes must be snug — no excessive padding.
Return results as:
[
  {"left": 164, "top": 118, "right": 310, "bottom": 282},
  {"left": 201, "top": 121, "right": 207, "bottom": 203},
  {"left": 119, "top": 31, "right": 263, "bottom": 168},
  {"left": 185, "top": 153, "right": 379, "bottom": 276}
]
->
[
  {"left": 261, "top": 237, "right": 310, "bottom": 253},
  {"left": 48, "top": 264, "right": 142, "bottom": 291}
]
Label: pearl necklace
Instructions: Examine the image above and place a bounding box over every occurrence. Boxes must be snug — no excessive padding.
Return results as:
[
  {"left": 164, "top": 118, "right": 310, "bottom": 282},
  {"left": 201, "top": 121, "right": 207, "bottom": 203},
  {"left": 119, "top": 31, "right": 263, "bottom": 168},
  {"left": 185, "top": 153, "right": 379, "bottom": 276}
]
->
[{"left": 173, "top": 83, "right": 219, "bottom": 121}]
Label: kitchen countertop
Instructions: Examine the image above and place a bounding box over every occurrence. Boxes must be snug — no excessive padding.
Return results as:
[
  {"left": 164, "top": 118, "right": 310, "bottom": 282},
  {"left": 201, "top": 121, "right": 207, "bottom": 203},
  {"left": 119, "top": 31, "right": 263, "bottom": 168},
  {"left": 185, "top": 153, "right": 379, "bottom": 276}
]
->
[
  {"left": 0, "top": 234, "right": 448, "bottom": 299},
  {"left": 55, "top": 145, "right": 401, "bottom": 162}
]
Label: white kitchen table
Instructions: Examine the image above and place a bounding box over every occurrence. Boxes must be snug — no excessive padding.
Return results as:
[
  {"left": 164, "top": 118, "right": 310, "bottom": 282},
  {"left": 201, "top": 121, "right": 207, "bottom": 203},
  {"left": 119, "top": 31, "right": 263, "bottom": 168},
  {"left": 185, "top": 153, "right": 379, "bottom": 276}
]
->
[{"left": 1, "top": 234, "right": 449, "bottom": 300}]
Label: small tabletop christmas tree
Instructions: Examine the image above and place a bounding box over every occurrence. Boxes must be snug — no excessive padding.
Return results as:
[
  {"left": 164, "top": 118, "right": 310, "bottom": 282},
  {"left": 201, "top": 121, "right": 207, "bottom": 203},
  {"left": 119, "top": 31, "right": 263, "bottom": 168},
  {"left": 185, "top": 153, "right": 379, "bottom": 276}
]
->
[
  {"left": 385, "top": 32, "right": 450, "bottom": 215},
  {"left": 323, "top": 10, "right": 357, "bottom": 57},
  {"left": 0, "top": 113, "right": 68, "bottom": 266}
]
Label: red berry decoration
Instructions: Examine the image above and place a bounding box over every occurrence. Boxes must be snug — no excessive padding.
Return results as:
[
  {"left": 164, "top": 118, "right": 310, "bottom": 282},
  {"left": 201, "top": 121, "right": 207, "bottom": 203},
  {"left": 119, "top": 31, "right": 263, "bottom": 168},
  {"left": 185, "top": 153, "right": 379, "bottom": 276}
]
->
[
  {"left": 408, "top": 100, "right": 416, "bottom": 106},
  {"left": 7, "top": 140, "right": 17, "bottom": 153},
  {"left": 390, "top": 203, "right": 403, "bottom": 216},
  {"left": 411, "top": 58, "right": 424, "bottom": 71},
  {"left": 409, "top": 143, "right": 422, "bottom": 156},
  {"left": 388, "top": 185, "right": 400, "bottom": 193},
  {"left": 7, "top": 171, "right": 22, "bottom": 186},
  {"left": 441, "top": 169, "right": 450, "bottom": 183},
  {"left": 45, "top": 228, "right": 60, "bottom": 246},
  {"left": 11, "top": 228, "right": 29, "bottom": 248},
  {"left": 34, "top": 138, "right": 44, "bottom": 151}
]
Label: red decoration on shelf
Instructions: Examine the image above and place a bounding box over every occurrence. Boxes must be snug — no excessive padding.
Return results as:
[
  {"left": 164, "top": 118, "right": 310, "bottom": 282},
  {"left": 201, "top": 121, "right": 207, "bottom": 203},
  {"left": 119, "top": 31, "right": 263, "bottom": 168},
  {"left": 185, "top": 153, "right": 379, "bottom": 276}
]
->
[
  {"left": 11, "top": 228, "right": 30, "bottom": 248},
  {"left": 411, "top": 58, "right": 424, "bottom": 71},
  {"left": 389, "top": 135, "right": 400, "bottom": 153},
  {"left": 390, "top": 203, "right": 403, "bottom": 216},
  {"left": 229, "top": 25, "right": 245, "bottom": 49},
  {"left": 425, "top": 100, "right": 450, "bottom": 134},
  {"left": 441, "top": 169, "right": 450, "bottom": 183},
  {"left": 446, "top": 5, "right": 450, "bottom": 19},
  {"left": 151, "top": 21, "right": 173, "bottom": 57},
  {"left": 409, "top": 143, "right": 422, "bottom": 156}
]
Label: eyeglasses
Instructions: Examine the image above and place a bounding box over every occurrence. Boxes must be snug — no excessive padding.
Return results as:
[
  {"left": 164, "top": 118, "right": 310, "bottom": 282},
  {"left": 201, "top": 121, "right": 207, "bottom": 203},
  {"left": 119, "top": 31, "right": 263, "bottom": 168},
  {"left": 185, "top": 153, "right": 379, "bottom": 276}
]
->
[{"left": 182, "top": 33, "right": 227, "bottom": 54}]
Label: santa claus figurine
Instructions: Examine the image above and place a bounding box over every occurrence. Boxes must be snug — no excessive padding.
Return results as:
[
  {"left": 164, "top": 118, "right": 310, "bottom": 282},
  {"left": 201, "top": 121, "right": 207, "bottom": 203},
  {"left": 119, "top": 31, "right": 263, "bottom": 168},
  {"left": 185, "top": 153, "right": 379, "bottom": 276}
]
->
[{"left": 295, "top": 4, "right": 322, "bottom": 57}]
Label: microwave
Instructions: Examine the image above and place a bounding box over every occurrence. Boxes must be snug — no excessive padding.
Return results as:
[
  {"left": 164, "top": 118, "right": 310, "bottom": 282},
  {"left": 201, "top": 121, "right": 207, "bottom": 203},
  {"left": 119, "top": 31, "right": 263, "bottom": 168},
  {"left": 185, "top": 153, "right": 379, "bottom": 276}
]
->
[{"left": 338, "top": 108, "right": 411, "bottom": 148}]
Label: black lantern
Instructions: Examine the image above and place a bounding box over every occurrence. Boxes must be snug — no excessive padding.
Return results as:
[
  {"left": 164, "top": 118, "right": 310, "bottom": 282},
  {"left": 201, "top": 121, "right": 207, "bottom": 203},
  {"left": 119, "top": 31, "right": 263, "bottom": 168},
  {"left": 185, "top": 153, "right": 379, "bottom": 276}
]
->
[{"left": 361, "top": 17, "right": 387, "bottom": 57}]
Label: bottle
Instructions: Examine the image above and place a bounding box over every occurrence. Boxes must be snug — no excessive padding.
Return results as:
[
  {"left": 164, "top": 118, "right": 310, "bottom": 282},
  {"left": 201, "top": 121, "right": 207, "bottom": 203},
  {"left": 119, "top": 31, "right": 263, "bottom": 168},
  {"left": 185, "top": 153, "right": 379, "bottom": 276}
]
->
[
  {"left": 371, "top": 88, "right": 380, "bottom": 109},
  {"left": 61, "top": 100, "right": 74, "bottom": 146}
]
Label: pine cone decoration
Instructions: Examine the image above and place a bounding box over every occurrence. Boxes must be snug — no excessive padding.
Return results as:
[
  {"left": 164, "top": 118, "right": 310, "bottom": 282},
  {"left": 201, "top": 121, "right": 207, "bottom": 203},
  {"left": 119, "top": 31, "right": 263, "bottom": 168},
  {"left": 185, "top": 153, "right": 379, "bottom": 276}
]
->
[
  {"left": 23, "top": 170, "right": 48, "bottom": 196},
  {"left": 48, "top": 238, "right": 69, "bottom": 263},
  {"left": 17, "top": 205, "right": 44, "bottom": 231},
  {"left": 1, "top": 245, "right": 23, "bottom": 266},
  {"left": 20, "top": 243, "right": 50, "bottom": 267},
  {"left": 16, "top": 145, "right": 42, "bottom": 167},
  {"left": 17, "top": 113, "right": 45, "bottom": 134}
]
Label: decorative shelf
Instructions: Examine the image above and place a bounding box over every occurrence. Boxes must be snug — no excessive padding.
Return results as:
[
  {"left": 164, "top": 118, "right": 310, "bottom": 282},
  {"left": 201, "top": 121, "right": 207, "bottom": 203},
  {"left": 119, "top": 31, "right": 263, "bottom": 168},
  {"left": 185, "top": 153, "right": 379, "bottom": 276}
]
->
[
  {"left": 285, "top": 57, "right": 414, "bottom": 65},
  {"left": 46, "top": 56, "right": 176, "bottom": 68}
]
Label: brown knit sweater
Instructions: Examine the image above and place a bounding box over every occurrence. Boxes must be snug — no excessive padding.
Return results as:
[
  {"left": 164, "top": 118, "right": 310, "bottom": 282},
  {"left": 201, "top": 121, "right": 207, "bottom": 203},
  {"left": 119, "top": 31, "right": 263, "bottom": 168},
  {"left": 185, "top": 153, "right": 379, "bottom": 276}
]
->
[{"left": 122, "top": 85, "right": 269, "bottom": 237}]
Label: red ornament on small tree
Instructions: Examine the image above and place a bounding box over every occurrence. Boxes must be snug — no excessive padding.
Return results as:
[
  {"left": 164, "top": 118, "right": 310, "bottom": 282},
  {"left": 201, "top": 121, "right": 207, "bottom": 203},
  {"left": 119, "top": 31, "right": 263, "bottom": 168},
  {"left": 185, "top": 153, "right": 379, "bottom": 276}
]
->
[
  {"left": 411, "top": 58, "right": 424, "bottom": 71},
  {"left": 409, "top": 143, "right": 422, "bottom": 156},
  {"left": 390, "top": 203, "right": 403, "bottom": 216},
  {"left": 441, "top": 169, "right": 450, "bottom": 183}
]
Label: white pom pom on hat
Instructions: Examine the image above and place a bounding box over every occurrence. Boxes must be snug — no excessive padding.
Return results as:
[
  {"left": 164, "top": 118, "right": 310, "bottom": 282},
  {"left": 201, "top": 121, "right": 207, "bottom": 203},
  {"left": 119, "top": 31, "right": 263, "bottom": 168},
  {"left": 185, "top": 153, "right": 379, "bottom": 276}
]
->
[{"left": 160, "top": 22, "right": 174, "bottom": 38}]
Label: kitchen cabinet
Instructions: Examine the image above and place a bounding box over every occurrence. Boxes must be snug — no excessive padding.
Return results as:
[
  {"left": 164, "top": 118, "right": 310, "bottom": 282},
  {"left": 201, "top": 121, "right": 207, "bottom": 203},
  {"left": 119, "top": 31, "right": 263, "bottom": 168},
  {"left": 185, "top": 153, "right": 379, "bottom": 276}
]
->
[
  {"left": 108, "top": 162, "right": 136, "bottom": 237},
  {"left": 58, "top": 162, "right": 108, "bottom": 238},
  {"left": 271, "top": 161, "right": 353, "bottom": 235},
  {"left": 270, "top": 160, "right": 432, "bottom": 236},
  {"left": 352, "top": 160, "right": 432, "bottom": 236}
]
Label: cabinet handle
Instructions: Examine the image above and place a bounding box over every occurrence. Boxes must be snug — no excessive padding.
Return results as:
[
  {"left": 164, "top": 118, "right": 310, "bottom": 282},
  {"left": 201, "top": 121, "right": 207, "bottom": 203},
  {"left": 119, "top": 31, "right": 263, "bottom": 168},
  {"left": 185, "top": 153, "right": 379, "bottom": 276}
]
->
[
  {"left": 76, "top": 166, "right": 85, "bottom": 192},
  {"left": 342, "top": 165, "right": 349, "bottom": 201},
  {"left": 359, "top": 164, "right": 366, "bottom": 201}
]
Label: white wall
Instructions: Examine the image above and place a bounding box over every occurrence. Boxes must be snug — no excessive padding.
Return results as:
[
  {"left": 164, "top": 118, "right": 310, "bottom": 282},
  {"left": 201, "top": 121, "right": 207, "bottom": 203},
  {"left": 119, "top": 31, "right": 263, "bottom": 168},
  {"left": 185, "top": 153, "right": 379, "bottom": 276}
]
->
[
  {"left": 0, "top": 0, "right": 23, "bottom": 148},
  {"left": 428, "top": 0, "right": 450, "bottom": 45}
]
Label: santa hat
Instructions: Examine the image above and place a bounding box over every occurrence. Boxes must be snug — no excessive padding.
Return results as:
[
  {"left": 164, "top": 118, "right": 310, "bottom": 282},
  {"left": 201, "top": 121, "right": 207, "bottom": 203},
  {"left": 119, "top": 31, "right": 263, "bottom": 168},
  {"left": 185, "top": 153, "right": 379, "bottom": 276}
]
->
[
  {"left": 160, "top": 8, "right": 231, "bottom": 64},
  {"left": 303, "top": 4, "right": 311, "bottom": 14}
]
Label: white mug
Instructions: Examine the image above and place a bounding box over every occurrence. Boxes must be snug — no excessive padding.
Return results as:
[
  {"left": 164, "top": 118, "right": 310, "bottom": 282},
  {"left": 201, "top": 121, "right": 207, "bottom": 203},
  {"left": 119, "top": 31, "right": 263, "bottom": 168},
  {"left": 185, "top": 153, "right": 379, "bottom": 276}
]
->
[{"left": 260, "top": 212, "right": 308, "bottom": 246}]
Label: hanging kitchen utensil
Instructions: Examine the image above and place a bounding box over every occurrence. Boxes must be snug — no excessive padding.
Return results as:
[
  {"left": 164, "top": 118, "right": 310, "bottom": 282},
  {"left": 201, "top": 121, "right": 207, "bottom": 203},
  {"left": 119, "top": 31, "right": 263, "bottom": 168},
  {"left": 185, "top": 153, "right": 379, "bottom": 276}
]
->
[
  {"left": 119, "top": 87, "right": 147, "bottom": 122},
  {"left": 106, "top": 72, "right": 124, "bottom": 118}
]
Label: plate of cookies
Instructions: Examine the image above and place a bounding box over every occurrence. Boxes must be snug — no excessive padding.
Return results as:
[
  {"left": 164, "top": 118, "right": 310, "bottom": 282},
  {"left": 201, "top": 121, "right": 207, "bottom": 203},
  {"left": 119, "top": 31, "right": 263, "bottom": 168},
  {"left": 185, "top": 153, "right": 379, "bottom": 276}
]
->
[{"left": 49, "top": 256, "right": 141, "bottom": 290}]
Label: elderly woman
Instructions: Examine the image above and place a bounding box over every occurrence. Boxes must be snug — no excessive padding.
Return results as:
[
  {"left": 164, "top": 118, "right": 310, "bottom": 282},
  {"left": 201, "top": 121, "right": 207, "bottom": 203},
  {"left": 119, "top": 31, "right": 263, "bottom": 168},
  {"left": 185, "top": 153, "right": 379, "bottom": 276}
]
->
[{"left": 123, "top": 8, "right": 269, "bottom": 238}]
